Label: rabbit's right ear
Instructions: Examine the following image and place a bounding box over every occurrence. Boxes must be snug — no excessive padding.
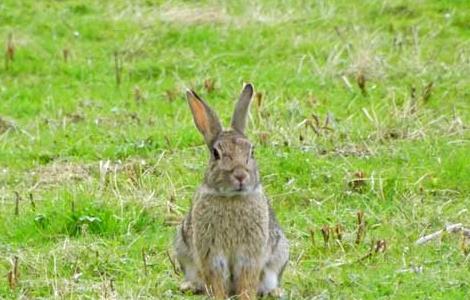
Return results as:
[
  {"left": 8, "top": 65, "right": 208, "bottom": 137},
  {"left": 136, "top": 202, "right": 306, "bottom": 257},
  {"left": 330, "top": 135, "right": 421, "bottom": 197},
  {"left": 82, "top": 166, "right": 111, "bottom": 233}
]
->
[
  {"left": 186, "top": 89, "right": 222, "bottom": 145},
  {"left": 231, "top": 83, "right": 254, "bottom": 134}
]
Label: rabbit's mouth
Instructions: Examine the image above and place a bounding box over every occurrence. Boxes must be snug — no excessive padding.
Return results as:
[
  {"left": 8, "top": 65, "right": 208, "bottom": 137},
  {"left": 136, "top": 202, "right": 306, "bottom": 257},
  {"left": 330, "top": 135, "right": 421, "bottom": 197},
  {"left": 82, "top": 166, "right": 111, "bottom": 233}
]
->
[
  {"left": 235, "top": 186, "right": 246, "bottom": 192},
  {"left": 235, "top": 182, "right": 246, "bottom": 191},
  {"left": 221, "top": 183, "right": 252, "bottom": 194},
  {"left": 229, "top": 182, "right": 256, "bottom": 194}
]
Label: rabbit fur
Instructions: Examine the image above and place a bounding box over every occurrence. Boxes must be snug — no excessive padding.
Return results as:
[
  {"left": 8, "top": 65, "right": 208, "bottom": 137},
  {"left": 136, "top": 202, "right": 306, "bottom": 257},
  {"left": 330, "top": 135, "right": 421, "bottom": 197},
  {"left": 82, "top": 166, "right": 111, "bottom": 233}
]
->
[{"left": 174, "top": 84, "right": 289, "bottom": 299}]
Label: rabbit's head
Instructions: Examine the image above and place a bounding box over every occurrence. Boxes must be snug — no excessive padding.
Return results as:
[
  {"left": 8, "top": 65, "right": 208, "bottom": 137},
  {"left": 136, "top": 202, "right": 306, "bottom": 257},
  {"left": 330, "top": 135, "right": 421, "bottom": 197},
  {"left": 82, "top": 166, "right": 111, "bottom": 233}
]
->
[{"left": 186, "top": 84, "right": 259, "bottom": 195}]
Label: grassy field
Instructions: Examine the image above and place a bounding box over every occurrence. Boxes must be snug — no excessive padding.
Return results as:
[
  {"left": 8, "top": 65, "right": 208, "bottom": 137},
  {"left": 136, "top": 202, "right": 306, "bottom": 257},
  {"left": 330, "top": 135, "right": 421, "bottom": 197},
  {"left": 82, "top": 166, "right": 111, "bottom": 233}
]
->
[{"left": 1, "top": 0, "right": 469, "bottom": 298}]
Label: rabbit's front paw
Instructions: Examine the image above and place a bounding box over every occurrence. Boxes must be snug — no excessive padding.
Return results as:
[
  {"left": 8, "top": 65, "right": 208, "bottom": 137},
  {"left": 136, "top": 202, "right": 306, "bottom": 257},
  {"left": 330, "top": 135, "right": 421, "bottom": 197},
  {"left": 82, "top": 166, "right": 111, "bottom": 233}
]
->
[
  {"left": 260, "top": 287, "right": 285, "bottom": 299},
  {"left": 180, "top": 281, "right": 203, "bottom": 294}
]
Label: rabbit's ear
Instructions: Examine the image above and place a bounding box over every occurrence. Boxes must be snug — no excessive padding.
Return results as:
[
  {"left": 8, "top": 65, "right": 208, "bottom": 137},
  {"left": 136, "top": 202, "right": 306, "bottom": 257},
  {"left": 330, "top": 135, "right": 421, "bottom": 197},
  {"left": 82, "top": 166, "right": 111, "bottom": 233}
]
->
[
  {"left": 186, "top": 89, "right": 222, "bottom": 145},
  {"left": 231, "top": 83, "right": 254, "bottom": 134}
]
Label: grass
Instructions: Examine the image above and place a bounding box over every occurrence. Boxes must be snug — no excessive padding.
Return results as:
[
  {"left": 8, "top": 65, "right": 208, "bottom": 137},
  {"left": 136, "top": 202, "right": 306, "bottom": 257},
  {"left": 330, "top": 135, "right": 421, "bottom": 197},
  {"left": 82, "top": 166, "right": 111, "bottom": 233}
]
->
[{"left": 0, "top": 0, "right": 469, "bottom": 298}]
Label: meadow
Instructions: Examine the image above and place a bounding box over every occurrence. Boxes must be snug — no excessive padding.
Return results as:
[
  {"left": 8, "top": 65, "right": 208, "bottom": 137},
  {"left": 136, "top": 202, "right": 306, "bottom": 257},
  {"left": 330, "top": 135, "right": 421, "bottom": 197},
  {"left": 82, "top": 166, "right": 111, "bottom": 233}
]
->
[{"left": 0, "top": 0, "right": 469, "bottom": 299}]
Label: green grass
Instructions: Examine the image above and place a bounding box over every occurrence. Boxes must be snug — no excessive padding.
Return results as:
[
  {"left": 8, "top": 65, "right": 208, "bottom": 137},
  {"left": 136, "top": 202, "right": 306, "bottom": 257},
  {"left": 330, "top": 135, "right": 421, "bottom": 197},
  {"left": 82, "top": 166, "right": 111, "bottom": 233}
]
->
[{"left": 1, "top": 0, "right": 469, "bottom": 298}]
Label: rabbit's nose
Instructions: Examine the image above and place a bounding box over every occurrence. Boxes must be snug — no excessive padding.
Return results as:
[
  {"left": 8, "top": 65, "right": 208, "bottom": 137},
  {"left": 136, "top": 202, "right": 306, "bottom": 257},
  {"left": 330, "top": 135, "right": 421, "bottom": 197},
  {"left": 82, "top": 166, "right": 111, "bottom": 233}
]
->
[
  {"left": 233, "top": 170, "right": 248, "bottom": 183},
  {"left": 235, "top": 174, "right": 247, "bottom": 183}
]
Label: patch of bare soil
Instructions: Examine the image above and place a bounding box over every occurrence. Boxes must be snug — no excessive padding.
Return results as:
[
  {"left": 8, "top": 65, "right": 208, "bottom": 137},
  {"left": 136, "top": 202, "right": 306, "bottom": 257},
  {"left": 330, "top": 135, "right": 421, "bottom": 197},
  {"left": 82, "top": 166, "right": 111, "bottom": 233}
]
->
[
  {"left": 109, "top": 3, "right": 230, "bottom": 26},
  {"left": 159, "top": 4, "right": 230, "bottom": 25},
  {"left": 333, "top": 143, "right": 374, "bottom": 158},
  {"left": 30, "top": 161, "right": 92, "bottom": 187}
]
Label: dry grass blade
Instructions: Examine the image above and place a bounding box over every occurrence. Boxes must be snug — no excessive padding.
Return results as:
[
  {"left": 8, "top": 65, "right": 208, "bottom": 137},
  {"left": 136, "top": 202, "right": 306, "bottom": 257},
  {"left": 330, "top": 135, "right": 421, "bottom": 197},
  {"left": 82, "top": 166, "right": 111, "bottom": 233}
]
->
[
  {"left": 142, "top": 248, "right": 148, "bottom": 276},
  {"left": 334, "top": 224, "right": 343, "bottom": 241},
  {"left": 374, "top": 240, "right": 387, "bottom": 253},
  {"left": 309, "top": 227, "right": 315, "bottom": 246},
  {"left": 134, "top": 86, "right": 144, "bottom": 102},
  {"left": 167, "top": 250, "right": 180, "bottom": 276},
  {"left": 14, "top": 191, "right": 20, "bottom": 216},
  {"left": 416, "top": 223, "right": 470, "bottom": 245},
  {"left": 254, "top": 92, "right": 263, "bottom": 110},
  {"left": 29, "top": 192, "right": 35, "bottom": 211},
  {"left": 321, "top": 225, "right": 330, "bottom": 247},
  {"left": 311, "top": 114, "right": 320, "bottom": 128},
  {"left": 7, "top": 256, "right": 19, "bottom": 289},
  {"left": 409, "top": 86, "right": 418, "bottom": 114},
  {"left": 324, "top": 112, "right": 335, "bottom": 129},
  {"left": 356, "top": 71, "right": 367, "bottom": 96},
  {"left": 63, "top": 48, "right": 70, "bottom": 63},
  {"left": 357, "top": 239, "right": 387, "bottom": 262},
  {"left": 114, "top": 50, "right": 122, "bottom": 86},
  {"left": 203, "top": 79, "right": 215, "bottom": 93},
  {"left": 7, "top": 271, "right": 15, "bottom": 289},
  {"left": 461, "top": 235, "right": 470, "bottom": 256},
  {"left": 422, "top": 82, "right": 433, "bottom": 103},
  {"left": 5, "top": 33, "right": 15, "bottom": 70},
  {"left": 349, "top": 171, "right": 367, "bottom": 192},
  {"left": 258, "top": 132, "right": 269, "bottom": 145},
  {"left": 341, "top": 75, "right": 353, "bottom": 92},
  {"left": 355, "top": 211, "right": 366, "bottom": 245}
]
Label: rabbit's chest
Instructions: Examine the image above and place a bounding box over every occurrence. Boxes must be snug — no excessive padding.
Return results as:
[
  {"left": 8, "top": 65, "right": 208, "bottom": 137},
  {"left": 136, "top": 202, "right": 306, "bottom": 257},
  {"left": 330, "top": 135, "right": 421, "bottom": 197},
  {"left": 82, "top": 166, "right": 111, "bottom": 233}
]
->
[{"left": 192, "top": 195, "right": 269, "bottom": 255}]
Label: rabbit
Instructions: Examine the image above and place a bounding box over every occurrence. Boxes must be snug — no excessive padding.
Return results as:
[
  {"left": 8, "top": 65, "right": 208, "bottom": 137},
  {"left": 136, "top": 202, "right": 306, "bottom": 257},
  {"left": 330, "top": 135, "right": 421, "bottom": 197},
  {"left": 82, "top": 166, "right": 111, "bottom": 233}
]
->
[{"left": 174, "top": 83, "right": 289, "bottom": 300}]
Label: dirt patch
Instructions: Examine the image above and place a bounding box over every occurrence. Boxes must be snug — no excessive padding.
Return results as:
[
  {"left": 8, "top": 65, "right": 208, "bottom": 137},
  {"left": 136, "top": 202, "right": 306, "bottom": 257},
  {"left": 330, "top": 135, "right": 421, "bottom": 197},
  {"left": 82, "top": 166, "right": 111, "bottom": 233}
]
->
[
  {"left": 333, "top": 144, "right": 374, "bottom": 158},
  {"left": 110, "top": 3, "right": 298, "bottom": 27},
  {"left": 109, "top": 3, "right": 230, "bottom": 26},
  {"left": 159, "top": 4, "right": 230, "bottom": 25},
  {"left": 30, "top": 162, "right": 92, "bottom": 187},
  {"left": 29, "top": 158, "right": 159, "bottom": 189}
]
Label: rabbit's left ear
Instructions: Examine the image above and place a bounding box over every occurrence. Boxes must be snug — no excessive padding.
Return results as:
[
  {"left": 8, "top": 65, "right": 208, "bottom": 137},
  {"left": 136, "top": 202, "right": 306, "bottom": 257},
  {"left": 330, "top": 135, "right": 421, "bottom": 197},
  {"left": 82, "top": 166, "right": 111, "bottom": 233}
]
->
[
  {"left": 186, "top": 89, "right": 222, "bottom": 146},
  {"left": 231, "top": 83, "right": 254, "bottom": 134}
]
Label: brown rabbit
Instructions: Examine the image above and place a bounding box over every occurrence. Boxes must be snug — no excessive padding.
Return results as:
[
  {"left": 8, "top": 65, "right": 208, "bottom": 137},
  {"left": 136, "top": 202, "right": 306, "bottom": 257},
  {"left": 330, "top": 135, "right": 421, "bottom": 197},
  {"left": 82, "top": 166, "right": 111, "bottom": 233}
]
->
[{"left": 174, "top": 83, "right": 289, "bottom": 299}]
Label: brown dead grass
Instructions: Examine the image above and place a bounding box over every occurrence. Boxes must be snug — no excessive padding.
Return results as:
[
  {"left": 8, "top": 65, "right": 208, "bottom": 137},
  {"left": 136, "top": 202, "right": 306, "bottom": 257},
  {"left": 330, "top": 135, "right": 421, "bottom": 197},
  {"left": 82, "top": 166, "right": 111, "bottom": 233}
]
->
[
  {"left": 30, "top": 161, "right": 92, "bottom": 188},
  {"left": 159, "top": 4, "right": 230, "bottom": 25},
  {"left": 108, "top": 3, "right": 230, "bottom": 26},
  {"left": 109, "top": 2, "right": 301, "bottom": 27},
  {"left": 29, "top": 159, "right": 158, "bottom": 189}
]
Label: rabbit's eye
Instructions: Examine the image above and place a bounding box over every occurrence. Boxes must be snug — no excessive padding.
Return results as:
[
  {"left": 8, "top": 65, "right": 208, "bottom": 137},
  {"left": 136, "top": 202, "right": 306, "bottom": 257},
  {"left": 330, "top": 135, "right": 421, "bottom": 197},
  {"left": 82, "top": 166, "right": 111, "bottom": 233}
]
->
[
  {"left": 212, "top": 147, "right": 221, "bottom": 160},
  {"left": 250, "top": 147, "right": 254, "bottom": 158}
]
